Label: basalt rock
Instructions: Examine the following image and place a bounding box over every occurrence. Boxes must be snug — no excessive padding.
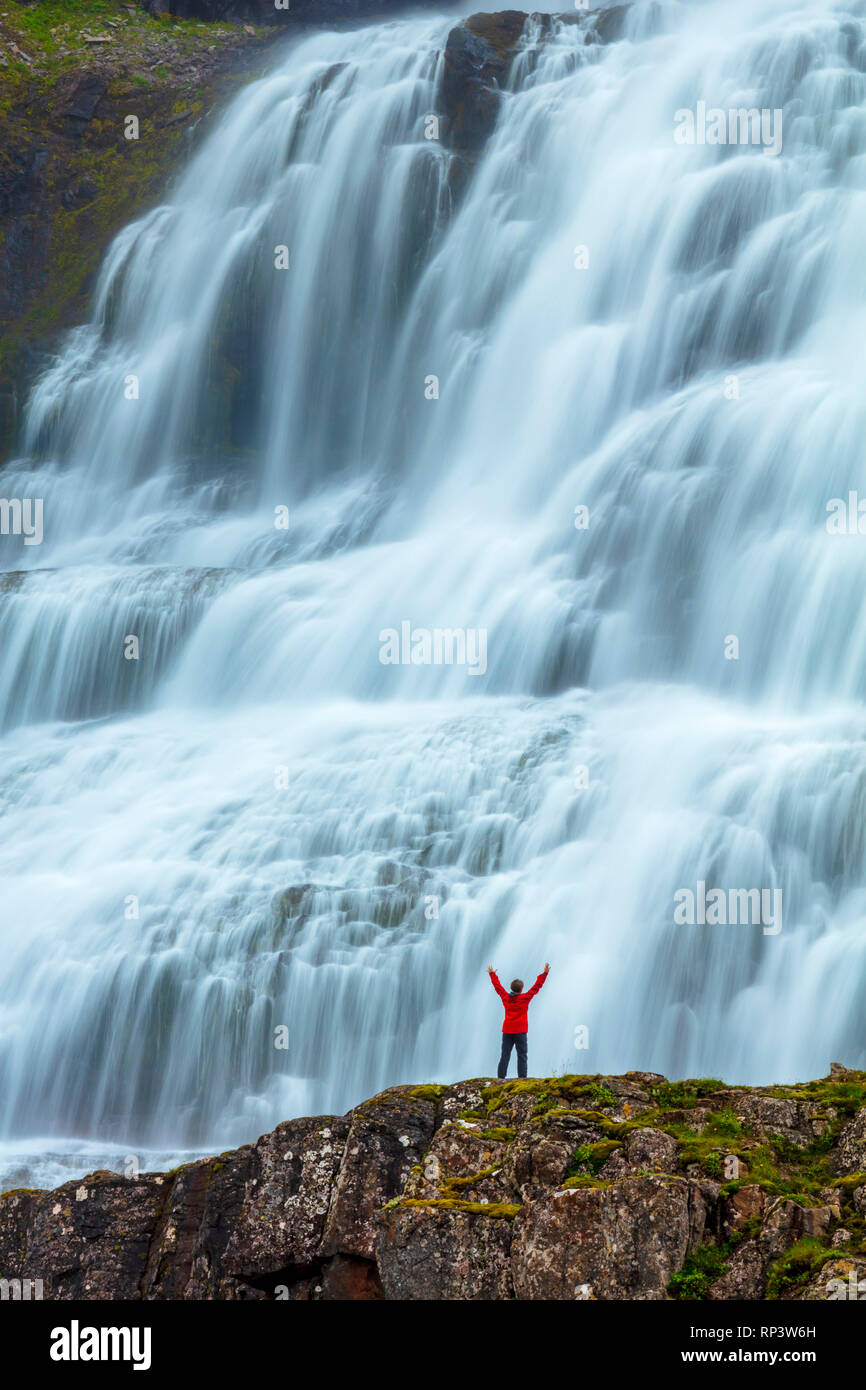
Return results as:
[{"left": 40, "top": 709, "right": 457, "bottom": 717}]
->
[
  {"left": 437, "top": 8, "right": 631, "bottom": 199},
  {"left": 511, "top": 1175, "right": 714, "bottom": 1301},
  {"left": 1, "top": 1068, "right": 865, "bottom": 1299}
]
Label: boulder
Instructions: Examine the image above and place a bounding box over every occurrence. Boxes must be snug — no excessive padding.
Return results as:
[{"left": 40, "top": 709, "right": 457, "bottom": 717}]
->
[
  {"left": 439, "top": 11, "right": 527, "bottom": 157},
  {"left": 707, "top": 1241, "right": 767, "bottom": 1300},
  {"left": 503, "top": 1110, "right": 603, "bottom": 1195},
  {"left": 832, "top": 1107, "right": 866, "bottom": 1176},
  {"left": 510, "top": 1176, "right": 711, "bottom": 1300},
  {"left": 222, "top": 1115, "right": 347, "bottom": 1282},
  {"left": 598, "top": 1127, "right": 679, "bottom": 1179},
  {"left": 320, "top": 1087, "right": 437, "bottom": 1259}
]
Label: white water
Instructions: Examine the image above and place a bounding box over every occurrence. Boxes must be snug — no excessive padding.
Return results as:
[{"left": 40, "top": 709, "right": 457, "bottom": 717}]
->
[{"left": 3, "top": 0, "right": 866, "bottom": 1188}]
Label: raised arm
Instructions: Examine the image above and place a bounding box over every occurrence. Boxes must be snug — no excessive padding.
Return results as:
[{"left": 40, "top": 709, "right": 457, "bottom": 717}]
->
[
  {"left": 525, "top": 963, "right": 550, "bottom": 1000},
  {"left": 487, "top": 966, "right": 508, "bottom": 1001}
]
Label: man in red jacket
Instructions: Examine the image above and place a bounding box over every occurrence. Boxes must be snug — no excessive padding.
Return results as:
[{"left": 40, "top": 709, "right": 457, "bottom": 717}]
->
[{"left": 487, "top": 962, "right": 550, "bottom": 1079}]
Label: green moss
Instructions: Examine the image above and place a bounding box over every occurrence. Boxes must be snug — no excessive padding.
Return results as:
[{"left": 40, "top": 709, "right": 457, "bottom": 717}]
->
[
  {"left": 443, "top": 1165, "right": 500, "bottom": 1193},
  {"left": 566, "top": 1109, "right": 630, "bottom": 1137},
  {"left": 668, "top": 1243, "right": 731, "bottom": 1299},
  {"left": 652, "top": 1079, "right": 729, "bottom": 1109},
  {"left": 761, "top": 1075, "right": 866, "bottom": 1116},
  {"left": 408, "top": 1085, "right": 446, "bottom": 1103},
  {"left": 830, "top": 1173, "right": 866, "bottom": 1198},
  {"left": 566, "top": 1139, "right": 622, "bottom": 1178},
  {"left": 561, "top": 1174, "right": 613, "bottom": 1190},
  {"left": 0, "top": 0, "right": 276, "bottom": 424},
  {"left": 764, "top": 1238, "right": 835, "bottom": 1299},
  {"left": 480, "top": 1127, "right": 516, "bottom": 1142},
  {"left": 704, "top": 1109, "right": 743, "bottom": 1138},
  {"left": 397, "top": 1198, "right": 521, "bottom": 1219},
  {"left": 668, "top": 1219, "right": 763, "bottom": 1300}
]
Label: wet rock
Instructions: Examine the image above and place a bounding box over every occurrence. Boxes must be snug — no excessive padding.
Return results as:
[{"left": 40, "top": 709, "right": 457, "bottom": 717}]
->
[
  {"left": 2, "top": 1070, "right": 863, "bottom": 1300},
  {"left": 700, "top": 1089, "right": 826, "bottom": 1147},
  {"left": 0, "top": 1171, "right": 173, "bottom": 1300},
  {"left": 439, "top": 11, "right": 527, "bottom": 158},
  {"left": 438, "top": 1078, "right": 493, "bottom": 1125},
  {"left": 625, "top": 1070, "right": 667, "bottom": 1089},
  {"left": 316, "top": 1252, "right": 384, "bottom": 1299},
  {"left": 56, "top": 74, "right": 107, "bottom": 133},
  {"left": 719, "top": 1183, "right": 767, "bottom": 1238},
  {"left": 139, "top": 1148, "right": 257, "bottom": 1299},
  {"left": 404, "top": 1119, "right": 511, "bottom": 1201},
  {"left": 585, "top": 3, "right": 631, "bottom": 44},
  {"left": 598, "top": 1076, "right": 654, "bottom": 1119}
]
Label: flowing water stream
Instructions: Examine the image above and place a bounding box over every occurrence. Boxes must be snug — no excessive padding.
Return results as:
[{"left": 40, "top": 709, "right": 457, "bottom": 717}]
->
[{"left": 2, "top": 0, "right": 866, "bottom": 1187}]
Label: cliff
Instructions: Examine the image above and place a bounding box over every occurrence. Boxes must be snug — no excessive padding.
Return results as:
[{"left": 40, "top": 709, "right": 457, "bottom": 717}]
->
[
  {"left": 0, "top": 3, "right": 626, "bottom": 460},
  {"left": 3, "top": 1067, "right": 866, "bottom": 1300}
]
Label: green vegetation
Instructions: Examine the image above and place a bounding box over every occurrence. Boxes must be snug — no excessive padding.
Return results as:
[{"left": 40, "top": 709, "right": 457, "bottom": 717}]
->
[
  {"left": 564, "top": 1139, "right": 622, "bottom": 1179},
  {"left": 408, "top": 1085, "right": 446, "bottom": 1104},
  {"left": 397, "top": 1198, "right": 521, "bottom": 1219},
  {"left": 482, "top": 1075, "right": 623, "bottom": 1120},
  {"left": 669, "top": 1219, "right": 763, "bottom": 1299},
  {"left": 669, "top": 1243, "right": 732, "bottom": 1300},
  {"left": 1, "top": 0, "right": 261, "bottom": 81},
  {"left": 395, "top": 1071, "right": 866, "bottom": 1292},
  {"left": 651, "top": 1079, "right": 728, "bottom": 1109},
  {"left": 764, "top": 1238, "right": 836, "bottom": 1299},
  {"left": 0, "top": 0, "right": 274, "bottom": 432}
]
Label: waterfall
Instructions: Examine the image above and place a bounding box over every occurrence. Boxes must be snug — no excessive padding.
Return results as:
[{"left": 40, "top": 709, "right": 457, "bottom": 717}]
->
[{"left": 3, "top": 0, "right": 866, "bottom": 1188}]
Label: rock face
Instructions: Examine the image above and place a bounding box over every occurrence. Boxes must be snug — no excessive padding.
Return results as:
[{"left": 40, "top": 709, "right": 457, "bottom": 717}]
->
[
  {"left": 438, "top": 8, "right": 629, "bottom": 164},
  {"left": 2, "top": 1069, "right": 866, "bottom": 1300},
  {"left": 0, "top": 2, "right": 282, "bottom": 460},
  {"left": 510, "top": 1175, "right": 712, "bottom": 1301},
  {"left": 0, "top": 4, "right": 633, "bottom": 458}
]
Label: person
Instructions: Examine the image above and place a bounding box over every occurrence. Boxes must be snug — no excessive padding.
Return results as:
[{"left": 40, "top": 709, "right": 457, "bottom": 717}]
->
[{"left": 487, "top": 962, "right": 549, "bottom": 1079}]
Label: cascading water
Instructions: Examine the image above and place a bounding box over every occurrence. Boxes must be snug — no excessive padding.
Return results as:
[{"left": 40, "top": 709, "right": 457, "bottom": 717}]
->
[{"left": 3, "top": 0, "right": 866, "bottom": 1189}]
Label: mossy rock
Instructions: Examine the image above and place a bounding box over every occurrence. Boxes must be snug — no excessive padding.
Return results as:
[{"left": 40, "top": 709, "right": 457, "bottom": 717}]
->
[{"left": 397, "top": 1197, "right": 521, "bottom": 1219}]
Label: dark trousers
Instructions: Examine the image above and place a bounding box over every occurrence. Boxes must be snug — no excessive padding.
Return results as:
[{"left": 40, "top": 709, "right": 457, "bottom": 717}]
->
[{"left": 498, "top": 1032, "right": 528, "bottom": 1079}]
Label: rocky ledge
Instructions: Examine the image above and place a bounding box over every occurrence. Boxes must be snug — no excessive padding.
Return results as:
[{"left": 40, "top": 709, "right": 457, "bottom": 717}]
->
[{"left": 3, "top": 1066, "right": 866, "bottom": 1299}]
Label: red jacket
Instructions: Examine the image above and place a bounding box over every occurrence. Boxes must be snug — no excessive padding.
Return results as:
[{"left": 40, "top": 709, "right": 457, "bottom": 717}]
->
[{"left": 489, "top": 970, "right": 548, "bottom": 1033}]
